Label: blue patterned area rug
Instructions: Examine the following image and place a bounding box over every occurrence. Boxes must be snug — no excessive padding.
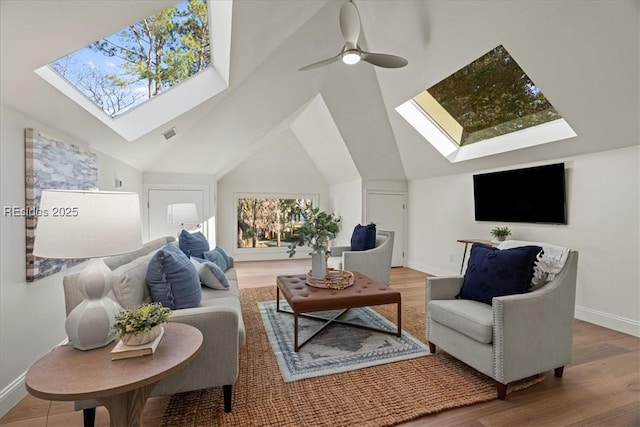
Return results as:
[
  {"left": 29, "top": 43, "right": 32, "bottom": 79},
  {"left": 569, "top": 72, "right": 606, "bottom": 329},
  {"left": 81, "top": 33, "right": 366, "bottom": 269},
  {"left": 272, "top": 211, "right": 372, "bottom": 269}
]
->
[{"left": 258, "top": 300, "right": 431, "bottom": 382}]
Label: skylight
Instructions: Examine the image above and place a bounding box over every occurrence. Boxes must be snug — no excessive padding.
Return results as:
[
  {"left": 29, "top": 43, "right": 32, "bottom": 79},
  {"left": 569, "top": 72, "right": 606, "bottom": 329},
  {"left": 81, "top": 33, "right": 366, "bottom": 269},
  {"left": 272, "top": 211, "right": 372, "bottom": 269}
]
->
[
  {"left": 396, "top": 45, "right": 576, "bottom": 162},
  {"left": 49, "top": 0, "right": 211, "bottom": 118},
  {"left": 35, "top": 0, "right": 232, "bottom": 142}
]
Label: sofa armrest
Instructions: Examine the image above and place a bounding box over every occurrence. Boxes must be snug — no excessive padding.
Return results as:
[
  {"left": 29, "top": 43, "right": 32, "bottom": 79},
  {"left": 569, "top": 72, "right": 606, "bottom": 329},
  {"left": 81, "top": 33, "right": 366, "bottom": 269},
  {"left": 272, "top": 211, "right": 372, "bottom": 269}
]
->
[
  {"left": 492, "top": 251, "right": 578, "bottom": 383},
  {"left": 426, "top": 276, "right": 464, "bottom": 302},
  {"left": 329, "top": 245, "right": 350, "bottom": 257},
  {"left": 152, "top": 305, "right": 241, "bottom": 396}
]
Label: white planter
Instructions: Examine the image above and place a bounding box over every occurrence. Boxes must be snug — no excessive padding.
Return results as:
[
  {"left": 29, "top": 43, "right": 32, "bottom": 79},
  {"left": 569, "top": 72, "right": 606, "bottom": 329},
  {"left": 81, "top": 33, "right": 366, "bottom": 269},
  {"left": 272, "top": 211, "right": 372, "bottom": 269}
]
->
[
  {"left": 311, "top": 252, "right": 327, "bottom": 278},
  {"left": 121, "top": 324, "right": 162, "bottom": 346}
]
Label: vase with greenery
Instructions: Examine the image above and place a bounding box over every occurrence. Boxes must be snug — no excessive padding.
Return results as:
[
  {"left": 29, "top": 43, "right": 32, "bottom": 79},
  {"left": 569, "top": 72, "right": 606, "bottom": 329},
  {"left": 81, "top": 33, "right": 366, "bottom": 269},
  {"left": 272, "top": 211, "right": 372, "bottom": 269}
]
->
[
  {"left": 287, "top": 207, "right": 341, "bottom": 277},
  {"left": 490, "top": 226, "right": 512, "bottom": 242},
  {"left": 113, "top": 302, "right": 172, "bottom": 345}
]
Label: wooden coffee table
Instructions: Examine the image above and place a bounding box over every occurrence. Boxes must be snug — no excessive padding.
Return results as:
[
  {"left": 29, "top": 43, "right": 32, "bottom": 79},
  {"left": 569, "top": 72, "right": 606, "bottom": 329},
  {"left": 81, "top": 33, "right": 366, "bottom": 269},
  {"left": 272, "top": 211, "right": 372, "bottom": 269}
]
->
[
  {"left": 276, "top": 272, "right": 402, "bottom": 351},
  {"left": 25, "top": 322, "right": 202, "bottom": 427}
]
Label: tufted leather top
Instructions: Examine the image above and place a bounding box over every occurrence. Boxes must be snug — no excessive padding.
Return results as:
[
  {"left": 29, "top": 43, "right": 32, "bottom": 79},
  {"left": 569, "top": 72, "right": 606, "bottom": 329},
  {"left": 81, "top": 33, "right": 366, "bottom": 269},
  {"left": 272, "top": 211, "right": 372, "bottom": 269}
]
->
[{"left": 277, "top": 272, "right": 401, "bottom": 312}]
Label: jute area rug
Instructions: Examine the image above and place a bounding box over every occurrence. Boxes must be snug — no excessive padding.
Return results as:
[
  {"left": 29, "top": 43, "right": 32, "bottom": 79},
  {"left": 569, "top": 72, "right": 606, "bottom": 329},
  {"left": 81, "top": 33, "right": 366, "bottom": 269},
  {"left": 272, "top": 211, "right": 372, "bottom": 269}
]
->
[{"left": 162, "top": 286, "right": 543, "bottom": 427}]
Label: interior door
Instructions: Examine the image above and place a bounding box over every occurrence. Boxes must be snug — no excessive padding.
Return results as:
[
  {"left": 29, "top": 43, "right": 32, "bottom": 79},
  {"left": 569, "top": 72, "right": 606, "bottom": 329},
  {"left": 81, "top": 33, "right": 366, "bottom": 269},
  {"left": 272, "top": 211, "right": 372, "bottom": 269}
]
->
[
  {"left": 147, "top": 189, "right": 206, "bottom": 241},
  {"left": 366, "top": 192, "right": 406, "bottom": 267}
]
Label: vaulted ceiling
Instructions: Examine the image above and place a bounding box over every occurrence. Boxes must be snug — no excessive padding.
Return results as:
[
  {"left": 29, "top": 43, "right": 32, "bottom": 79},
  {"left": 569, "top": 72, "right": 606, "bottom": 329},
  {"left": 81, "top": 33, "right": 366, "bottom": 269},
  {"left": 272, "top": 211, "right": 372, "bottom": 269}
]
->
[{"left": 1, "top": 1, "right": 638, "bottom": 182}]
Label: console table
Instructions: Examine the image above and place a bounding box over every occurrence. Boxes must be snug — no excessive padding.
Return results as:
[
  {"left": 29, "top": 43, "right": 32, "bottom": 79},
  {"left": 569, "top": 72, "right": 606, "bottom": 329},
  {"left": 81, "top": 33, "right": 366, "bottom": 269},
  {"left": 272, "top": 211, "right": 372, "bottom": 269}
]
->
[
  {"left": 25, "top": 322, "right": 202, "bottom": 427},
  {"left": 457, "top": 238, "right": 496, "bottom": 274}
]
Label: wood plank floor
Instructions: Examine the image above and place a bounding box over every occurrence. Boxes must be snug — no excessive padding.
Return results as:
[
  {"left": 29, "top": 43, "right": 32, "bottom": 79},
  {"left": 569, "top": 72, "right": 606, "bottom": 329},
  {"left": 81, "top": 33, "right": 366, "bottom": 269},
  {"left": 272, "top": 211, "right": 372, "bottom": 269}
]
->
[{"left": 2, "top": 259, "right": 638, "bottom": 426}]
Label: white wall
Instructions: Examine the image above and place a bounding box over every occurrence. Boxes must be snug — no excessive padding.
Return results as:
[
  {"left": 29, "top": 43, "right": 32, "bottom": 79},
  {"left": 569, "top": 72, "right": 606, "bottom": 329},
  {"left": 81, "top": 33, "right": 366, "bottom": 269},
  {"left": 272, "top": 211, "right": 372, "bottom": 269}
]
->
[
  {"left": 407, "top": 146, "right": 640, "bottom": 336},
  {"left": 217, "top": 129, "right": 330, "bottom": 261},
  {"left": 0, "top": 105, "right": 143, "bottom": 417},
  {"left": 330, "top": 179, "right": 362, "bottom": 246}
]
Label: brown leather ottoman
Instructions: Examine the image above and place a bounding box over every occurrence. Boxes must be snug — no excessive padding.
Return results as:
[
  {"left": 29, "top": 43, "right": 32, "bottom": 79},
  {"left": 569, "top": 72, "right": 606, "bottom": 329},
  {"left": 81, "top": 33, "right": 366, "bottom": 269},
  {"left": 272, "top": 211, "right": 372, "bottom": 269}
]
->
[{"left": 276, "top": 272, "right": 402, "bottom": 351}]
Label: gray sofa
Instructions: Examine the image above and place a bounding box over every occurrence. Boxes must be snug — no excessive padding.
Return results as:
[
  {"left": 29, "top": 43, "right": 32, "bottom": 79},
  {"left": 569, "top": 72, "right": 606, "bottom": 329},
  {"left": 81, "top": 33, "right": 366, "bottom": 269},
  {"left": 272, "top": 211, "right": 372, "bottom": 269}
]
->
[{"left": 62, "top": 236, "right": 245, "bottom": 422}]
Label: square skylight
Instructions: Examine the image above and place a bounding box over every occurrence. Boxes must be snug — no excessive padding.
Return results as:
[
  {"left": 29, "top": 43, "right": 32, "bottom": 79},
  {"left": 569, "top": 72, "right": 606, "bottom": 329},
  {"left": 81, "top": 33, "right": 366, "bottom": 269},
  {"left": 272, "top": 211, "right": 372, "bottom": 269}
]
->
[
  {"left": 35, "top": 0, "right": 232, "bottom": 142},
  {"left": 396, "top": 45, "right": 576, "bottom": 162}
]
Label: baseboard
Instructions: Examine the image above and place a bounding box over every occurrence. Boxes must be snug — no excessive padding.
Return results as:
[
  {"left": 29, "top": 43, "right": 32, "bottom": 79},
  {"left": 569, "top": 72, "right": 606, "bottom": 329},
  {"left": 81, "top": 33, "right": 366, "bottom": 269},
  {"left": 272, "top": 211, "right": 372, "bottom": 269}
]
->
[
  {"left": 575, "top": 305, "right": 640, "bottom": 337},
  {"left": 0, "top": 372, "right": 26, "bottom": 419},
  {"left": 0, "top": 337, "right": 69, "bottom": 419}
]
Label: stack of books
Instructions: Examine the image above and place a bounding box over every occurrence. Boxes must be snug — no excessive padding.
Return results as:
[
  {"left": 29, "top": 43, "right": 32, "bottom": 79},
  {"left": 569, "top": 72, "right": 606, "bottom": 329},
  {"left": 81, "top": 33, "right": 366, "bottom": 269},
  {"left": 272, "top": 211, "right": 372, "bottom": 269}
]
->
[{"left": 110, "top": 327, "right": 165, "bottom": 360}]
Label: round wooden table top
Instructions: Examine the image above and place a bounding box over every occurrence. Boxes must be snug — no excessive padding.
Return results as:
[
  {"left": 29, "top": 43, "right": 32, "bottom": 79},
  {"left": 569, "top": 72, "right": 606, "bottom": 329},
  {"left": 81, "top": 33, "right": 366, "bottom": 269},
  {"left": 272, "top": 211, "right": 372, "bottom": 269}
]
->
[{"left": 25, "top": 322, "right": 203, "bottom": 401}]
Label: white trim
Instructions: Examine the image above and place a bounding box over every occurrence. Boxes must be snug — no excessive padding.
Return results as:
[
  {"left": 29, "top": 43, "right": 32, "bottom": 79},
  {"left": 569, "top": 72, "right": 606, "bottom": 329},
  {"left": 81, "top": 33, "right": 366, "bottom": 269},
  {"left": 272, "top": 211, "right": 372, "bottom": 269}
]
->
[
  {"left": 0, "top": 371, "right": 26, "bottom": 419},
  {"left": 575, "top": 305, "right": 640, "bottom": 337},
  {"left": 0, "top": 338, "right": 68, "bottom": 418},
  {"left": 395, "top": 99, "right": 577, "bottom": 162},
  {"left": 406, "top": 260, "right": 458, "bottom": 278}
]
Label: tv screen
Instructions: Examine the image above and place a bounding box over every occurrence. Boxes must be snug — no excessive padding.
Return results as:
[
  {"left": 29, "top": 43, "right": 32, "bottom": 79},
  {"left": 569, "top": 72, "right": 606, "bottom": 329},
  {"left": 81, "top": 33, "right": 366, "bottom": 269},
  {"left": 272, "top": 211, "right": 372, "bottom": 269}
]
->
[{"left": 473, "top": 163, "right": 567, "bottom": 224}]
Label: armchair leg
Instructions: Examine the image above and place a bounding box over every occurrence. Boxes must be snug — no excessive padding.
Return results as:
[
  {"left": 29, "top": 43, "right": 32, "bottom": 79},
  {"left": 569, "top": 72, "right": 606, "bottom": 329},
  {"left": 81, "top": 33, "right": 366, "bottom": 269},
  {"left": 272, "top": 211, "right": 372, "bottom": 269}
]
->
[
  {"left": 428, "top": 342, "right": 436, "bottom": 353},
  {"left": 83, "top": 408, "right": 96, "bottom": 427},
  {"left": 554, "top": 366, "right": 565, "bottom": 378},
  {"left": 223, "top": 384, "right": 232, "bottom": 413},
  {"left": 496, "top": 382, "right": 507, "bottom": 400}
]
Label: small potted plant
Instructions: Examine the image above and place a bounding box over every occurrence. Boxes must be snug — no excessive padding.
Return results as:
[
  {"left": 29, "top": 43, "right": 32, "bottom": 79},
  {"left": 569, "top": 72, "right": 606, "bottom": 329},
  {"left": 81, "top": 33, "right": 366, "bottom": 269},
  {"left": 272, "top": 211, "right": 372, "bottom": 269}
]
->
[
  {"left": 490, "top": 226, "right": 512, "bottom": 243},
  {"left": 113, "top": 302, "right": 172, "bottom": 345},
  {"left": 287, "top": 207, "right": 341, "bottom": 277}
]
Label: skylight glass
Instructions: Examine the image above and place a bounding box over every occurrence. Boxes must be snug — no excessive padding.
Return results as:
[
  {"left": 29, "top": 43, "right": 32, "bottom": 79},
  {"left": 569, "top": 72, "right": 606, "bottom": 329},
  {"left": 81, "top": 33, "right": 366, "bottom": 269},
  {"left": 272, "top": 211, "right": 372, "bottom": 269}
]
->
[
  {"left": 396, "top": 45, "right": 576, "bottom": 162},
  {"left": 49, "top": 0, "right": 211, "bottom": 118}
]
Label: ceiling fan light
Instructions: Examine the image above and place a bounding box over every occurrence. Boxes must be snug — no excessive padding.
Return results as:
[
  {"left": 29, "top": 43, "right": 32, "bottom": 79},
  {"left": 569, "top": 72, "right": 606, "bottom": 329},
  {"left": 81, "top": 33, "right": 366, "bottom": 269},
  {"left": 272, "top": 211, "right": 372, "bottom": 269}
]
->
[{"left": 342, "top": 51, "right": 361, "bottom": 65}]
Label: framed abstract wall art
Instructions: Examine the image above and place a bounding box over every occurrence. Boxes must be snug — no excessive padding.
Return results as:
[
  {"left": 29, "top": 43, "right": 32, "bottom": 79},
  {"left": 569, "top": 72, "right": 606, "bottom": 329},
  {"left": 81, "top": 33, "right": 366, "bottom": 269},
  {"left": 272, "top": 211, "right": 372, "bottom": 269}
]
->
[{"left": 24, "top": 128, "right": 98, "bottom": 281}]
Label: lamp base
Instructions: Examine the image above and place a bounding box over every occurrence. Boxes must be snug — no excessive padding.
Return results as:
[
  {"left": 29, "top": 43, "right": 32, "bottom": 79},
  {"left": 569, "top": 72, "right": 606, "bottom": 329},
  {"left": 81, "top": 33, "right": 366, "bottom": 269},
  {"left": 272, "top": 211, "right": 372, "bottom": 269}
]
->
[{"left": 66, "top": 258, "right": 122, "bottom": 350}]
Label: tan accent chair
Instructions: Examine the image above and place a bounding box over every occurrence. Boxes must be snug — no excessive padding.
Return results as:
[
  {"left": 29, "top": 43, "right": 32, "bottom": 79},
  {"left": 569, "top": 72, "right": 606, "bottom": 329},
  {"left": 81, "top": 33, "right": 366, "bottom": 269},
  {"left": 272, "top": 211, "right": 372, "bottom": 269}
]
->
[
  {"left": 327, "top": 230, "right": 395, "bottom": 285},
  {"left": 425, "top": 247, "right": 578, "bottom": 399}
]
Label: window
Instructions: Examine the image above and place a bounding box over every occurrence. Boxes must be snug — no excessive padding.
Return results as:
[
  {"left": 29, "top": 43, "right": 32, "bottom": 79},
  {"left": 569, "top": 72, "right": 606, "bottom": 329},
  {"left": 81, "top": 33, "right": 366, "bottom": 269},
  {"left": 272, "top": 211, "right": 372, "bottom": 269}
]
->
[
  {"left": 396, "top": 45, "right": 576, "bottom": 162},
  {"left": 236, "top": 196, "right": 316, "bottom": 250}
]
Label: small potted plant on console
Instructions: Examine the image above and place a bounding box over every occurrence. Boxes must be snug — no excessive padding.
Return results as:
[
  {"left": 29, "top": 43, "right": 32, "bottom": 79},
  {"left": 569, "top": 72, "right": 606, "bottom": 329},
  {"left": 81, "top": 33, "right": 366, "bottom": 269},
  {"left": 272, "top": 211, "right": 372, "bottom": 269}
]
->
[{"left": 490, "top": 226, "right": 512, "bottom": 243}]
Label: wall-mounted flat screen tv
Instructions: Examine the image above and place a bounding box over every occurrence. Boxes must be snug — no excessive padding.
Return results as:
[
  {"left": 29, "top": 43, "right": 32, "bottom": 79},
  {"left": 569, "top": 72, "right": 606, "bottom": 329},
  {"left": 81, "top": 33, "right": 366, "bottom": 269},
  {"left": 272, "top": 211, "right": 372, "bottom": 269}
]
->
[{"left": 473, "top": 163, "right": 567, "bottom": 224}]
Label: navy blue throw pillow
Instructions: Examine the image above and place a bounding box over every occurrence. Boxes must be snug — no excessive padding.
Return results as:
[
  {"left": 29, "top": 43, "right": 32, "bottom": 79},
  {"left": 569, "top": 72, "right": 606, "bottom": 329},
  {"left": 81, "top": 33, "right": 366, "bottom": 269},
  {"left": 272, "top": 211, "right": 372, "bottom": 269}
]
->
[
  {"left": 350, "top": 223, "right": 377, "bottom": 251},
  {"left": 458, "top": 243, "right": 542, "bottom": 305},
  {"left": 178, "top": 230, "right": 210, "bottom": 258}
]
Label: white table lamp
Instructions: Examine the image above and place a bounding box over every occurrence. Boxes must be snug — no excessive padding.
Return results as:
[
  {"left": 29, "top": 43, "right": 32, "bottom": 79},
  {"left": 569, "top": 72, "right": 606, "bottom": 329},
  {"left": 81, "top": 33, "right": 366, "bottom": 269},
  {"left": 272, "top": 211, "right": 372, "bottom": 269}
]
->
[
  {"left": 167, "top": 203, "right": 199, "bottom": 228},
  {"left": 33, "top": 190, "right": 142, "bottom": 350}
]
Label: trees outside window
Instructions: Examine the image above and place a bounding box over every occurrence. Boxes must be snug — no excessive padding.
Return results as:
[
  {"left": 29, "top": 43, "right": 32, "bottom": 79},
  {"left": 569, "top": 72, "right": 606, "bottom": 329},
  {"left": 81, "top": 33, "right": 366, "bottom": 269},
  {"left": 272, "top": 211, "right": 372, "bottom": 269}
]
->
[{"left": 236, "top": 197, "right": 314, "bottom": 249}]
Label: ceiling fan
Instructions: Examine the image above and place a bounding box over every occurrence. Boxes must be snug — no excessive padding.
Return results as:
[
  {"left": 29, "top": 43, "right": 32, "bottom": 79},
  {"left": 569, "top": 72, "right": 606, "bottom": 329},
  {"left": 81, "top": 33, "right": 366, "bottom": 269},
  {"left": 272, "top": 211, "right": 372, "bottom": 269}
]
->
[{"left": 299, "top": 0, "right": 408, "bottom": 71}]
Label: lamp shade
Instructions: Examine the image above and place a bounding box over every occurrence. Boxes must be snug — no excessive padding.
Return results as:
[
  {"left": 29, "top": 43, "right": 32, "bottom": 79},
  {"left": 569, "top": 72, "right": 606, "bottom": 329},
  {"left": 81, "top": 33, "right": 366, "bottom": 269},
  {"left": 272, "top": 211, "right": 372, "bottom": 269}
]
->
[
  {"left": 33, "top": 190, "right": 142, "bottom": 259},
  {"left": 167, "top": 203, "right": 199, "bottom": 225}
]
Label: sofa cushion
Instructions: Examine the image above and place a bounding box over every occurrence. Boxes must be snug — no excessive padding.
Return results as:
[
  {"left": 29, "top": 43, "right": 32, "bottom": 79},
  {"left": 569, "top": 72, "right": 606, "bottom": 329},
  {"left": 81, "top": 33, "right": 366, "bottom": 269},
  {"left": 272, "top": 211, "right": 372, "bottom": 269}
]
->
[
  {"left": 147, "top": 244, "right": 202, "bottom": 309},
  {"left": 350, "top": 223, "right": 377, "bottom": 251},
  {"left": 178, "top": 230, "right": 210, "bottom": 258},
  {"left": 193, "top": 258, "right": 229, "bottom": 290},
  {"left": 428, "top": 299, "right": 493, "bottom": 344},
  {"left": 459, "top": 243, "right": 542, "bottom": 305},
  {"left": 109, "top": 252, "right": 156, "bottom": 308},
  {"left": 203, "top": 249, "right": 228, "bottom": 271}
]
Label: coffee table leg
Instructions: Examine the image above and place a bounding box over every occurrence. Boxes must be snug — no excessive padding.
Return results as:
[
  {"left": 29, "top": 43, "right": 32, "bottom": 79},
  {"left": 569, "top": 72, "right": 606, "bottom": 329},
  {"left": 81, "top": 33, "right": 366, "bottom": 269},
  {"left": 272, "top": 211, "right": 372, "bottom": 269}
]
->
[
  {"left": 294, "top": 312, "right": 299, "bottom": 351},
  {"left": 276, "top": 287, "right": 280, "bottom": 312},
  {"left": 397, "top": 301, "right": 402, "bottom": 337}
]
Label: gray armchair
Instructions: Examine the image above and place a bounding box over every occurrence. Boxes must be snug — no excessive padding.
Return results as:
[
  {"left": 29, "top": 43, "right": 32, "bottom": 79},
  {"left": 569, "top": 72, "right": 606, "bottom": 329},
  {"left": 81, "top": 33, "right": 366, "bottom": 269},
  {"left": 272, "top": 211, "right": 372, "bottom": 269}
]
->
[
  {"left": 425, "top": 246, "right": 578, "bottom": 398},
  {"left": 327, "top": 230, "right": 395, "bottom": 285}
]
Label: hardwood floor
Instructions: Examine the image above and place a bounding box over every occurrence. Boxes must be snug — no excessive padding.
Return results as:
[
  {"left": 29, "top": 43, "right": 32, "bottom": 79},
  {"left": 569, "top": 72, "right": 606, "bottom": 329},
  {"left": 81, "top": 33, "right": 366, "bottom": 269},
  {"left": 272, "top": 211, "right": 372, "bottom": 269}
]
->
[{"left": 2, "top": 259, "right": 638, "bottom": 426}]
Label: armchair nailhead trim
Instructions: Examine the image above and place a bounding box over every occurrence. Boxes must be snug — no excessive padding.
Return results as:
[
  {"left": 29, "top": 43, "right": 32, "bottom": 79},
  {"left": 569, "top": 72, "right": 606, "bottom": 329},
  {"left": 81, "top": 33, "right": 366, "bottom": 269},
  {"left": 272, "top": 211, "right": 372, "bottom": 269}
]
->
[{"left": 493, "top": 299, "right": 505, "bottom": 382}]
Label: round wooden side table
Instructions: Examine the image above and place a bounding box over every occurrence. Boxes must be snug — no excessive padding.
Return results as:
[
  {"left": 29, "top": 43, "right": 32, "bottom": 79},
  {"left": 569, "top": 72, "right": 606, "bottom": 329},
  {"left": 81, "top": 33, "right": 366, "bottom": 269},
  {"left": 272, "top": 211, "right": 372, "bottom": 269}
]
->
[{"left": 25, "top": 322, "right": 203, "bottom": 427}]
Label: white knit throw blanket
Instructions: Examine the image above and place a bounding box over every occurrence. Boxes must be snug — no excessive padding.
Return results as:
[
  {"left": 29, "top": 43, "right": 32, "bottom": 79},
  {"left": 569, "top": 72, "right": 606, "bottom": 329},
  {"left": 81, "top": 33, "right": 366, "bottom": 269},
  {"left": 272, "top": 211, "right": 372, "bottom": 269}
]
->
[{"left": 497, "top": 240, "right": 570, "bottom": 288}]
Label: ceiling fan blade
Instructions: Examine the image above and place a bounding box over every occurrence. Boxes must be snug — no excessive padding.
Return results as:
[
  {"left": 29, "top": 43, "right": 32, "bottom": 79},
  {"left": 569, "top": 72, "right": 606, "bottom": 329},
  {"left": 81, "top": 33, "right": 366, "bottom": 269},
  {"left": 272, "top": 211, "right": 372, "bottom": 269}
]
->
[
  {"left": 299, "top": 53, "right": 342, "bottom": 71},
  {"left": 340, "top": 1, "right": 361, "bottom": 49},
  {"left": 361, "top": 51, "right": 408, "bottom": 68}
]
